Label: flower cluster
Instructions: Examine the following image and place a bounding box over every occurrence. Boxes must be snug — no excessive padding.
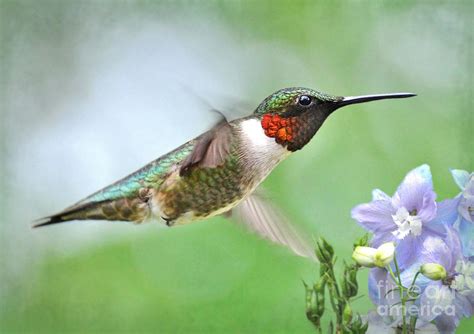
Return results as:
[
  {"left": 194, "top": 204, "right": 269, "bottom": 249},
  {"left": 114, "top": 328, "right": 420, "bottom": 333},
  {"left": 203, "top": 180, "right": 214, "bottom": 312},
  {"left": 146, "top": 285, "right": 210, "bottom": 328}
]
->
[{"left": 351, "top": 165, "right": 473, "bottom": 333}]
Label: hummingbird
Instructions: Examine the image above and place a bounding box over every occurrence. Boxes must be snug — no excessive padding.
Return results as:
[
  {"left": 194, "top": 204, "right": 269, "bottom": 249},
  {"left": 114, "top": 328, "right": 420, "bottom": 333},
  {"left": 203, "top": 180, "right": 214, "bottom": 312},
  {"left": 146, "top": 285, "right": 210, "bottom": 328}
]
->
[{"left": 35, "top": 87, "right": 415, "bottom": 258}]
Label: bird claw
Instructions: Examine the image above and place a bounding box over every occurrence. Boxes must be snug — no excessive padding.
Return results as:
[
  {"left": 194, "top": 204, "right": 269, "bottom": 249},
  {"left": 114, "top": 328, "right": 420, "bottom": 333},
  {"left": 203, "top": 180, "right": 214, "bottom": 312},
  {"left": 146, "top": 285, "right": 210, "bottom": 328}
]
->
[{"left": 162, "top": 216, "right": 175, "bottom": 227}]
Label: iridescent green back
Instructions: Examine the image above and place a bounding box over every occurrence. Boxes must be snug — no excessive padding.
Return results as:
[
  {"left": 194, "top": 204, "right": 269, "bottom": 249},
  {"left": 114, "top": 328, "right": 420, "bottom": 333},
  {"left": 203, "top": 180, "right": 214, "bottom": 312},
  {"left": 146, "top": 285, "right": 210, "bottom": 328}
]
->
[{"left": 78, "top": 141, "right": 196, "bottom": 205}]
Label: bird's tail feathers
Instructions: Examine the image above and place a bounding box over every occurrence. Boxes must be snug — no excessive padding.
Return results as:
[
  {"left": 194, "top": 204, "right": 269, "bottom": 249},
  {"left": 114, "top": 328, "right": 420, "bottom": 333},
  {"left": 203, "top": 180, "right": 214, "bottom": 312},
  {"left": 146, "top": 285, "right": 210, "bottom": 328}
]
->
[
  {"left": 33, "top": 196, "right": 151, "bottom": 228},
  {"left": 33, "top": 202, "right": 105, "bottom": 228}
]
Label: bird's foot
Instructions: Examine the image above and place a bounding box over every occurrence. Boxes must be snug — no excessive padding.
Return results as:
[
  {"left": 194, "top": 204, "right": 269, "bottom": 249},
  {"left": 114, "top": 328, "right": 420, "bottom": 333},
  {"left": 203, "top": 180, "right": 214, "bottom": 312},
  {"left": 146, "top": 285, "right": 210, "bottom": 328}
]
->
[{"left": 161, "top": 216, "right": 175, "bottom": 227}]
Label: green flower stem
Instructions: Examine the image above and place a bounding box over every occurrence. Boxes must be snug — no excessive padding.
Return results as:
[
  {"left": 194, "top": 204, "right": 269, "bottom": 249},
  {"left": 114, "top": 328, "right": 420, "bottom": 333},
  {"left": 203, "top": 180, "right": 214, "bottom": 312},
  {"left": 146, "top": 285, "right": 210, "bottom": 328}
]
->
[
  {"left": 408, "top": 271, "right": 421, "bottom": 294},
  {"left": 387, "top": 265, "right": 398, "bottom": 283},
  {"left": 405, "top": 270, "right": 422, "bottom": 333},
  {"left": 325, "top": 275, "right": 342, "bottom": 328},
  {"left": 410, "top": 316, "right": 418, "bottom": 332},
  {"left": 325, "top": 266, "right": 344, "bottom": 332},
  {"left": 393, "top": 256, "right": 408, "bottom": 334},
  {"left": 307, "top": 237, "right": 369, "bottom": 333}
]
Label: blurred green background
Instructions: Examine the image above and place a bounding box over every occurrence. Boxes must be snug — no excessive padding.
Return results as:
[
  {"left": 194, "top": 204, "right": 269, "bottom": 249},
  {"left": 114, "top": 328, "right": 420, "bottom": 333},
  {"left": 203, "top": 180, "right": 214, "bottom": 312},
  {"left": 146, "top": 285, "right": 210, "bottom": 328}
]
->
[{"left": 1, "top": 0, "right": 473, "bottom": 333}]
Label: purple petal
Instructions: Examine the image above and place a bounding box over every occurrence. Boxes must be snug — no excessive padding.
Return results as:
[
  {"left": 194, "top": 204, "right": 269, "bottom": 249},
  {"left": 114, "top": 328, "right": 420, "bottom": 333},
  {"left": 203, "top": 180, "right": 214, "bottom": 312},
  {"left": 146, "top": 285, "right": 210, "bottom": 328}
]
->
[
  {"left": 417, "top": 190, "right": 437, "bottom": 223},
  {"left": 430, "top": 198, "right": 460, "bottom": 228},
  {"left": 463, "top": 175, "right": 474, "bottom": 196},
  {"left": 450, "top": 169, "right": 470, "bottom": 190},
  {"left": 418, "top": 234, "right": 456, "bottom": 271},
  {"left": 371, "top": 231, "right": 396, "bottom": 248},
  {"left": 403, "top": 229, "right": 461, "bottom": 274},
  {"left": 441, "top": 226, "right": 462, "bottom": 270},
  {"left": 454, "top": 292, "right": 474, "bottom": 318},
  {"left": 394, "top": 231, "right": 458, "bottom": 272},
  {"left": 368, "top": 267, "right": 398, "bottom": 306},
  {"left": 434, "top": 312, "right": 460, "bottom": 333},
  {"left": 419, "top": 282, "right": 445, "bottom": 322},
  {"left": 463, "top": 289, "right": 474, "bottom": 312},
  {"left": 392, "top": 165, "right": 437, "bottom": 219},
  {"left": 433, "top": 290, "right": 472, "bottom": 333},
  {"left": 368, "top": 270, "right": 434, "bottom": 328},
  {"left": 458, "top": 218, "right": 474, "bottom": 258},
  {"left": 395, "top": 235, "right": 423, "bottom": 270},
  {"left": 413, "top": 321, "right": 440, "bottom": 333},
  {"left": 459, "top": 178, "right": 474, "bottom": 223},
  {"left": 351, "top": 199, "right": 396, "bottom": 233},
  {"left": 459, "top": 197, "right": 474, "bottom": 223},
  {"left": 372, "top": 189, "right": 391, "bottom": 201},
  {"left": 399, "top": 261, "right": 431, "bottom": 290}
]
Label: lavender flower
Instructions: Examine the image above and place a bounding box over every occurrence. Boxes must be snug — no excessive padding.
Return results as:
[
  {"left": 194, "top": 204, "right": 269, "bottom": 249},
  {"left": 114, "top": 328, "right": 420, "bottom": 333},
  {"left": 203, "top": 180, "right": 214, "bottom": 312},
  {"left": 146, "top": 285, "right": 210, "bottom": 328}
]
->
[
  {"left": 350, "top": 165, "right": 473, "bottom": 332},
  {"left": 410, "top": 232, "right": 473, "bottom": 333},
  {"left": 368, "top": 229, "right": 473, "bottom": 333},
  {"left": 351, "top": 165, "right": 444, "bottom": 269}
]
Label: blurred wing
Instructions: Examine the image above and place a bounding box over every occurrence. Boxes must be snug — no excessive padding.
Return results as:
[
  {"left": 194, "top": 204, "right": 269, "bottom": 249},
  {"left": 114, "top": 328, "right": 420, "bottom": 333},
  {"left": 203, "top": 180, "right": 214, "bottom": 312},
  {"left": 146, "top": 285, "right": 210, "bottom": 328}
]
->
[
  {"left": 232, "top": 191, "right": 316, "bottom": 260},
  {"left": 179, "top": 118, "right": 232, "bottom": 176}
]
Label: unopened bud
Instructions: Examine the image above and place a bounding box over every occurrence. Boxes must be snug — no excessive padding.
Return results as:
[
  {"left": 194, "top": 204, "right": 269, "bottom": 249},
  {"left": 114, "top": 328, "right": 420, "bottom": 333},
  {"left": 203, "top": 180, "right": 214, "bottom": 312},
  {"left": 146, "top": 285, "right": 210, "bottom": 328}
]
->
[
  {"left": 352, "top": 246, "right": 376, "bottom": 267},
  {"left": 352, "top": 243, "right": 395, "bottom": 268},
  {"left": 343, "top": 303, "right": 353, "bottom": 324},
  {"left": 420, "top": 263, "right": 447, "bottom": 281},
  {"left": 315, "top": 237, "right": 334, "bottom": 263},
  {"left": 314, "top": 278, "right": 326, "bottom": 317},
  {"left": 304, "top": 279, "right": 325, "bottom": 327},
  {"left": 342, "top": 263, "right": 359, "bottom": 298},
  {"left": 373, "top": 242, "right": 395, "bottom": 268},
  {"left": 304, "top": 282, "right": 313, "bottom": 312},
  {"left": 314, "top": 277, "right": 326, "bottom": 294}
]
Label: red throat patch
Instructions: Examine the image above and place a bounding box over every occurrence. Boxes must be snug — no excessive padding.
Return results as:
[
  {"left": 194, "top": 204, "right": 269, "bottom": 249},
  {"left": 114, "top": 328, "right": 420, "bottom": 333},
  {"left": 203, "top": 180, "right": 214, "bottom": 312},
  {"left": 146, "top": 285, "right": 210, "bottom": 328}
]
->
[{"left": 261, "top": 114, "right": 296, "bottom": 144}]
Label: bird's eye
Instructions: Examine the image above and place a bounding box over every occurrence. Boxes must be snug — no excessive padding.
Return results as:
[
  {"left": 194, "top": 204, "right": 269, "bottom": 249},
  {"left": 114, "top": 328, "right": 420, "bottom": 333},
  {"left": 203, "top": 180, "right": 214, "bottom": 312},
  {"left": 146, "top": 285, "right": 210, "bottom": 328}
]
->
[{"left": 298, "top": 95, "right": 312, "bottom": 106}]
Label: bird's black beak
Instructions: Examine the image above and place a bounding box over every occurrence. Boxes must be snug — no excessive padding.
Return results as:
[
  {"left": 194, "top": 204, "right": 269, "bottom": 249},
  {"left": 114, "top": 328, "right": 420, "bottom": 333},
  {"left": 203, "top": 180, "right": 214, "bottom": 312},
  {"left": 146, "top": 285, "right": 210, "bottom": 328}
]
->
[{"left": 332, "top": 92, "right": 416, "bottom": 111}]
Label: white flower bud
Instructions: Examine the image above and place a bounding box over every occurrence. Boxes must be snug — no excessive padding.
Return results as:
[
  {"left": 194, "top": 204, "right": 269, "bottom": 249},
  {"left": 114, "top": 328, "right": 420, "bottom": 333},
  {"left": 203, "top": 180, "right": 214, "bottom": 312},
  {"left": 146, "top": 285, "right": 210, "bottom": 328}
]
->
[
  {"left": 352, "top": 246, "right": 377, "bottom": 267},
  {"left": 373, "top": 242, "right": 395, "bottom": 268},
  {"left": 420, "top": 263, "right": 447, "bottom": 281}
]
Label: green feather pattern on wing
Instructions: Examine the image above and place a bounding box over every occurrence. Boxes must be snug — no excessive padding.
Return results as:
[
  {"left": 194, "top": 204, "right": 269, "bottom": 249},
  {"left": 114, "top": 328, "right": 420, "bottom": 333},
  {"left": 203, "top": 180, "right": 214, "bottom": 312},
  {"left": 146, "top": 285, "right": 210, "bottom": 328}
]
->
[{"left": 80, "top": 141, "right": 196, "bottom": 204}]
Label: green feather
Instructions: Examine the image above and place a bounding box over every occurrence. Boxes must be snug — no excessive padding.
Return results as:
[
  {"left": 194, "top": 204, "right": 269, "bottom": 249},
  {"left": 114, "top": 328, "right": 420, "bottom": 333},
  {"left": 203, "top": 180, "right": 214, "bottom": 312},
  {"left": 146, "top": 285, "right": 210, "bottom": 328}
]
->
[{"left": 81, "top": 142, "right": 195, "bottom": 204}]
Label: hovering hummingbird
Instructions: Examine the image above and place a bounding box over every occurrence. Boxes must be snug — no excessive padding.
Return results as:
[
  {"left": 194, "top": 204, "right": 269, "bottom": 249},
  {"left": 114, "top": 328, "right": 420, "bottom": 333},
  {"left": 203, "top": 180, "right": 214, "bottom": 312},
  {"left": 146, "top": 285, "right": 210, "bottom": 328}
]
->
[{"left": 35, "top": 87, "right": 415, "bottom": 258}]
